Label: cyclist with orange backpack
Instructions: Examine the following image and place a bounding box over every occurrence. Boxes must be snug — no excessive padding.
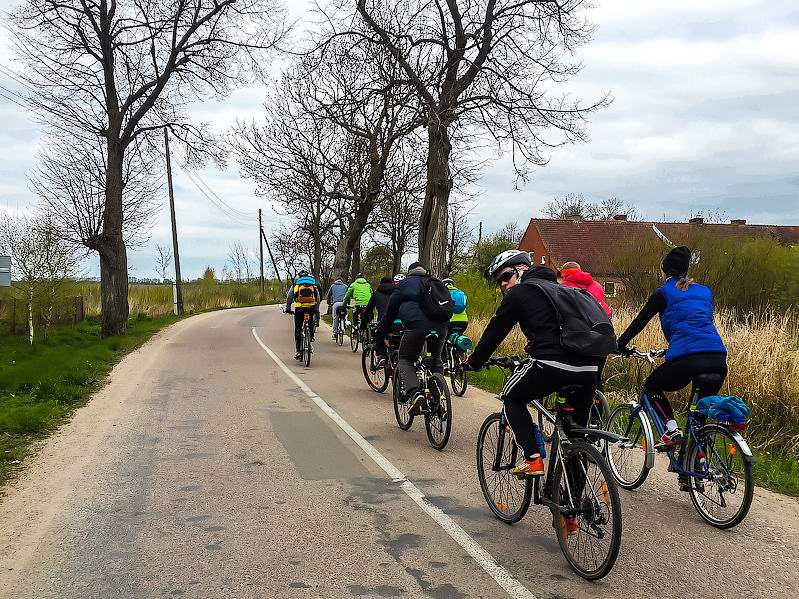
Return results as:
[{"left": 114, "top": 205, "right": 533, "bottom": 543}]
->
[{"left": 286, "top": 270, "right": 321, "bottom": 360}]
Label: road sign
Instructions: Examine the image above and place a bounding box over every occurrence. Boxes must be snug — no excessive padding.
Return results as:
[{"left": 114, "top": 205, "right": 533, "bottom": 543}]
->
[{"left": 0, "top": 256, "right": 10, "bottom": 287}]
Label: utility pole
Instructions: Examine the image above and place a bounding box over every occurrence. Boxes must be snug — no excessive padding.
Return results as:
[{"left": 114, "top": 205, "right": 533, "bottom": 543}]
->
[
  {"left": 474, "top": 221, "right": 482, "bottom": 266},
  {"left": 164, "top": 129, "right": 183, "bottom": 315},
  {"left": 261, "top": 226, "right": 282, "bottom": 285},
  {"left": 258, "top": 209, "right": 265, "bottom": 294}
]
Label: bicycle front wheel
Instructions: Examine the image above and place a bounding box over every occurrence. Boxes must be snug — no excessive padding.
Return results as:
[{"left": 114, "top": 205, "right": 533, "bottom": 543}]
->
[
  {"left": 393, "top": 374, "right": 413, "bottom": 430},
  {"left": 605, "top": 403, "right": 651, "bottom": 490},
  {"left": 687, "top": 423, "right": 754, "bottom": 529},
  {"left": 362, "top": 346, "right": 389, "bottom": 393},
  {"left": 551, "top": 441, "right": 622, "bottom": 581},
  {"left": 424, "top": 373, "right": 452, "bottom": 450},
  {"left": 476, "top": 413, "right": 532, "bottom": 523},
  {"left": 350, "top": 327, "right": 359, "bottom": 352}
]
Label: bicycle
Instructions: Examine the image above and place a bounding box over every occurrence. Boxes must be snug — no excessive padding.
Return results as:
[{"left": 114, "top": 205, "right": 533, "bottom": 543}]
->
[
  {"left": 605, "top": 347, "right": 755, "bottom": 528},
  {"left": 444, "top": 334, "right": 469, "bottom": 397},
  {"left": 332, "top": 306, "right": 347, "bottom": 346},
  {"left": 362, "top": 324, "right": 389, "bottom": 393},
  {"left": 299, "top": 312, "right": 313, "bottom": 367},
  {"left": 392, "top": 331, "right": 452, "bottom": 450},
  {"left": 475, "top": 356, "right": 624, "bottom": 580},
  {"left": 349, "top": 307, "right": 367, "bottom": 353}
]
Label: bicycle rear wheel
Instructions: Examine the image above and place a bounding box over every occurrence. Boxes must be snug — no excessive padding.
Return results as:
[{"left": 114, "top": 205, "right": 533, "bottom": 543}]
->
[
  {"left": 687, "top": 423, "right": 754, "bottom": 529},
  {"left": 393, "top": 373, "right": 413, "bottom": 430},
  {"left": 476, "top": 413, "right": 532, "bottom": 523},
  {"left": 362, "top": 346, "right": 389, "bottom": 393},
  {"left": 425, "top": 373, "right": 452, "bottom": 450},
  {"left": 551, "top": 441, "right": 622, "bottom": 581},
  {"left": 350, "top": 326, "right": 359, "bottom": 352},
  {"left": 605, "top": 403, "right": 651, "bottom": 490},
  {"left": 303, "top": 328, "right": 312, "bottom": 367},
  {"left": 449, "top": 348, "right": 468, "bottom": 396}
]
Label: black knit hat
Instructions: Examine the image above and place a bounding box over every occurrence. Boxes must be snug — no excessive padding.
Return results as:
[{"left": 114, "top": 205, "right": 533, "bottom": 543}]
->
[
  {"left": 661, "top": 246, "right": 691, "bottom": 277},
  {"left": 408, "top": 261, "right": 425, "bottom": 271},
  {"left": 380, "top": 276, "right": 392, "bottom": 284}
]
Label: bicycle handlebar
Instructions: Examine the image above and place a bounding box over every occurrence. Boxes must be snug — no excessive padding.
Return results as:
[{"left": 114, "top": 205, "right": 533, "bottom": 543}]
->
[
  {"left": 483, "top": 356, "right": 528, "bottom": 371},
  {"left": 619, "top": 346, "right": 667, "bottom": 361}
]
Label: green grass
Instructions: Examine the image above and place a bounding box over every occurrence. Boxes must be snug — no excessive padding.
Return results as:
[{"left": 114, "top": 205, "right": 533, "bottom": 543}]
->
[{"left": 0, "top": 315, "right": 182, "bottom": 487}]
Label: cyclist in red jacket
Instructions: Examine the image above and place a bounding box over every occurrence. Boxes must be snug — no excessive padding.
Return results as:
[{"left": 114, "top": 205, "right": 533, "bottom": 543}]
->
[{"left": 559, "top": 261, "right": 612, "bottom": 318}]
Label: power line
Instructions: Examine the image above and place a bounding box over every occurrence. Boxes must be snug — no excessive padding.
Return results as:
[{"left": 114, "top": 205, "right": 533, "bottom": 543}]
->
[
  {"left": 181, "top": 168, "right": 254, "bottom": 226},
  {"left": 186, "top": 167, "right": 254, "bottom": 219}
]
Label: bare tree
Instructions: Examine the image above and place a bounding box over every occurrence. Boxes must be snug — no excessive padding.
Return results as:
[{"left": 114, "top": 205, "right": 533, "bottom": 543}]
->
[
  {"left": 445, "top": 201, "right": 474, "bottom": 276},
  {"left": 544, "top": 194, "right": 639, "bottom": 220},
  {"left": 31, "top": 138, "right": 160, "bottom": 251},
  {"left": 226, "top": 242, "right": 252, "bottom": 283},
  {"left": 155, "top": 244, "right": 173, "bottom": 283},
  {"left": 352, "top": 0, "right": 607, "bottom": 275},
  {"left": 10, "top": 0, "right": 287, "bottom": 336},
  {"left": 0, "top": 211, "right": 78, "bottom": 344}
]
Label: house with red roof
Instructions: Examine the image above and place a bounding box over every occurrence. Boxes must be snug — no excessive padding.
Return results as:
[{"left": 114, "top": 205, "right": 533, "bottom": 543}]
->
[{"left": 519, "top": 216, "right": 799, "bottom": 298}]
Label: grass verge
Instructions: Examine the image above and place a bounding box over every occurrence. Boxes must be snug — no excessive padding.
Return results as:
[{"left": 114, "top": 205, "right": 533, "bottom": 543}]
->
[{"left": 0, "top": 314, "right": 182, "bottom": 488}]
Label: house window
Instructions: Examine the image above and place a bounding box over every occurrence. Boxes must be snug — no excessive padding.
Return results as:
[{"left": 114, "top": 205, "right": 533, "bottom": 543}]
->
[
  {"left": 604, "top": 281, "right": 617, "bottom": 297},
  {"left": 541, "top": 255, "right": 546, "bottom": 265}
]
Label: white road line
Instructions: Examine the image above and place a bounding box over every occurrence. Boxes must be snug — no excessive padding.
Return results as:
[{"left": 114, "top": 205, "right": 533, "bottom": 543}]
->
[{"left": 251, "top": 327, "right": 537, "bottom": 599}]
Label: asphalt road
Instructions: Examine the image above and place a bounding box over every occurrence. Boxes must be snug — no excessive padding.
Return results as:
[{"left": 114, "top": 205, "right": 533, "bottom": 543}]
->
[{"left": 1, "top": 305, "right": 797, "bottom": 599}]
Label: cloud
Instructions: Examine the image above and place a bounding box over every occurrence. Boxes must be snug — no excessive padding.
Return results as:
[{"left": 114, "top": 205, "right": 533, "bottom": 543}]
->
[{"left": 1, "top": 0, "right": 797, "bottom": 278}]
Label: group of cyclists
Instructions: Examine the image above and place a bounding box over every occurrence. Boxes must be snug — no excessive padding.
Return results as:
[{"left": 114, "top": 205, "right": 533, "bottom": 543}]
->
[
  {"left": 287, "top": 244, "right": 729, "bottom": 464},
  {"left": 282, "top": 244, "right": 748, "bottom": 577}
]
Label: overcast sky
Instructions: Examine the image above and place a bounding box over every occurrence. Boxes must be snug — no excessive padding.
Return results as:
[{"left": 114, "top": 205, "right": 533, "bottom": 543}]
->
[{"left": 1, "top": 0, "right": 797, "bottom": 279}]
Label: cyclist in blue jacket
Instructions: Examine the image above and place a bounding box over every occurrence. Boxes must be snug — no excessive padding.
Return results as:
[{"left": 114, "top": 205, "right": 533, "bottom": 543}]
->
[{"left": 617, "top": 246, "right": 728, "bottom": 450}]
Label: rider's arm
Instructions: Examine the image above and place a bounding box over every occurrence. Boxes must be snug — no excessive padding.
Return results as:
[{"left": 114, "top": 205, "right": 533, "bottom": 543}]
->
[
  {"left": 377, "top": 289, "right": 402, "bottom": 338},
  {"left": 616, "top": 289, "right": 666, "bottom": 350},
  {"left": 363, "top": 294, "right": 377, "bottom": 325},
  {"left": 342, "top": 284, "right": 353, "bottom": 306},
  {"left": 285, "top": 287, "right": 295, "bottom": 312},
  {"left": 469, "top": 291, "right": 521, "bottom": 368},
  {"left": 314, "top": 285, "right": 322, "bottom": 308}
]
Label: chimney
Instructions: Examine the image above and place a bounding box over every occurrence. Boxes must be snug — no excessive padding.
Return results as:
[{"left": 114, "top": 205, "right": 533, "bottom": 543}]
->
[
  {"left": 613, "top": 214, "right": 628, "bottom": 221},
  {"left": 731, "top": 219, "right": 746, "bottom": 225},
  {"left": 689, "top": 217, "right": 704, "bottom": 225}
]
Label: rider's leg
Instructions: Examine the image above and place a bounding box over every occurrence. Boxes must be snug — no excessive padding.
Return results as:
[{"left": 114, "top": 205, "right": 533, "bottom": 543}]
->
[
  {"left": 644, "top": 356, "right": 700, "bottom": 434},
  {"left": 396, "top": 328, "right": 426, "bottom": 398},
  {"left": 293, "top": 310, "right": 304, "bottom": 356},
  {"left": 332, "top": 301, "right": 343, "bottom": 334},
  {"left": 427, "top": 326, "right": 447, "bottom": 375}
]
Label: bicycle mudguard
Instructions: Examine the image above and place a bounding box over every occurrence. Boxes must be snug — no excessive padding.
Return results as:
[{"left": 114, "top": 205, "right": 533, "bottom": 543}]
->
[
  {"left": 569, "top": 427, "right": 627, "bottom": 444},
  {"left": 724, "top": 427, "right": 756, "bottom": 463}
]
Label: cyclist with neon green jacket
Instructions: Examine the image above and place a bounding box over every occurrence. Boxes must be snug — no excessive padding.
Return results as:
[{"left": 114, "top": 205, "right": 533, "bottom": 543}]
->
[
  {"left": 443, "top": 278, "right": 468, "bottom": 335},
  {"left": 342, "top": 273, "right": 373, "bottom": 329}
]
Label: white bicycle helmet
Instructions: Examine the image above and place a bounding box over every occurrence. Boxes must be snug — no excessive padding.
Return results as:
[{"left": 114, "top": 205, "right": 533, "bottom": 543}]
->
[
  {"left": 487, "top": 250, "right": 532, "bottom": 279},
  {"left": 442, "top": 278, "right": 455, "bottom": 286},
  {"left": 393, "top": 273, "right": 406, "bottom": 282}
]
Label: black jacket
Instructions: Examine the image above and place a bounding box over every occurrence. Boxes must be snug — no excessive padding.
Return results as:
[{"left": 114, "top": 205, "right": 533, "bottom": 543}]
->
[
  {"left": 363, "top": 280, "right": 394, "bottom": 326},
  {"left": 470, "top": 266, "right": 598, "bottom": 368},
  {"left": 378, "top": 271, "right": 444, "bottom": 337}
]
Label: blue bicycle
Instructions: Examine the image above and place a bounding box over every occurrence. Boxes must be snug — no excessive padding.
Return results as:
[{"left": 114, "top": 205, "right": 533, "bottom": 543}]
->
[{"left": 605, "top": 347, "right": 755, "bottom": 528}]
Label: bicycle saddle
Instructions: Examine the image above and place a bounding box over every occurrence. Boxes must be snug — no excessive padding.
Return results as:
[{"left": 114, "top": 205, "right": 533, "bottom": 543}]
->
[
  {"left": 693, "top": 374, "right": 722, "bottom": 391},
  {"left": 557, "top": 384, "right": 584, "bottom": 399}
]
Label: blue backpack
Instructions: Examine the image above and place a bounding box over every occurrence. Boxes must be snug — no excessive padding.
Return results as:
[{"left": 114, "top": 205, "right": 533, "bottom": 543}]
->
[{"left": 449, "top": 288, "right": 467, "bottom": 314}]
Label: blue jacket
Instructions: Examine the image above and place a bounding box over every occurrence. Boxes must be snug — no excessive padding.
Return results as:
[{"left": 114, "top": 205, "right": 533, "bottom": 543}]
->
[
  {"left": 659, "top": 278, "right": 726, "bottom": 361},
  {"left": 327, "top": 279, "right": 348, "bottom": 304},
  {"left": 378, "top": 272, "right": 442, "bottom": 337}
]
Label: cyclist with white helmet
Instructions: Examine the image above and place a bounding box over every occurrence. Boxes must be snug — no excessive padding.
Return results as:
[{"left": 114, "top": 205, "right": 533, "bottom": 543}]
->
[
  {"left": 463, "top": 250, "right": 600, "bottom": 477},
  {"left": 442, "top": 277, "right": 469, "bottom": 336}
]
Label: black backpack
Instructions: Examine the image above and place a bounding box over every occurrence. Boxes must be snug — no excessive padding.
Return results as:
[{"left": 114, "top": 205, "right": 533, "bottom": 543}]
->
[
  {"left": 419, "top": 275, "right": 454, "bottom": 322},
  {"left": 525, "top": 279, "right": 617, "bottom": 358}
]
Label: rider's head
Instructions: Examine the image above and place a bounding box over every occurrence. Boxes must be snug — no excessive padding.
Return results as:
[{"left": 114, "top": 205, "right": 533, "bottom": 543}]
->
[
  {"left": 661, "top": 246, "right": 691, "bottom": 279},
  {"left": 355, "top": 272, "right": 364, "bottom": 279},
  {"left": 393, "top": 273, "right": 406, "bottom": 287},
  {"left": 487, "top": 250, "right": 532, "bottom": 296},
  {"left": 442, "top": 278, "right": 455, "bottom": 286},
  {"left": 380, "top": 276, "right": 392, "bottom": 284},
  {"left": 298, "top": 269, "right": 310, "bottom": 278}
]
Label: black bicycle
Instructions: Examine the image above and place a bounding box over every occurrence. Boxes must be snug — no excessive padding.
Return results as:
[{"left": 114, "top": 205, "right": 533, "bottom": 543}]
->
[
  {"left": 475, "top": 356, "right": 624, "bottom": 580},
  {"left": 444, "top": 335, "right": 469, "bottom": 397},
  {"left": 349, "top": 307, "right": 368, "bottom": 353},
  {"left": 299, "top": 312, "right": 313, "bottom": 367},
  {"left": 333, "top": 306, "right": 347, "bottom": 346},
  {"left": 392, "top": 332, "right": 452, "bottom": 450},
  {"left": 538, "top": 389, "right": 610, "bottom": 445},
  {"left": 362, "top": 325, "right": 389, "bottom": 393}
]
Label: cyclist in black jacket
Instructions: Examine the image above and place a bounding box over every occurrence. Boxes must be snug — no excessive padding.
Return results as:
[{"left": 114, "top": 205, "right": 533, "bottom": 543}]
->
[{"left": 465, "top": 250, "right": 600, "bottom": 477}]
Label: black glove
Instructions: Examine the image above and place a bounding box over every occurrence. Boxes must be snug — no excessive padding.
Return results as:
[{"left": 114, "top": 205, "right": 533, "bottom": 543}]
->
[{"left": 462, "top": 358, "right": 479, "bottom": 372}]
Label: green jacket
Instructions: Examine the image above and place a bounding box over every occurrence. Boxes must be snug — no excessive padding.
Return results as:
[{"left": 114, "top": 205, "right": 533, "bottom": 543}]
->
[{"left": 343, "top": 277, "right": 372, "bottom": 306}]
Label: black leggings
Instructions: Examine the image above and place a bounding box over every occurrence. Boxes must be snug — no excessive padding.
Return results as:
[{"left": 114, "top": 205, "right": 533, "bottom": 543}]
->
[
  {"left": 293, "top": 307, "right": 317, "bottom": 352},
  {"left": 396, "top": 327, "right": 446, "bottom": 395},
  {"left": 644, "top": 352, "right": 727, "bottom": 423},
  {"left": 502, "top": 361, "right": 597, "bottom": 460}
]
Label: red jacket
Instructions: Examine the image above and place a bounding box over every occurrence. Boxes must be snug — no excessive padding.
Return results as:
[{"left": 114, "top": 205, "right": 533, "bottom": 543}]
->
[{"left": 562, "top": 271, "right": 612, "bottom": 318}]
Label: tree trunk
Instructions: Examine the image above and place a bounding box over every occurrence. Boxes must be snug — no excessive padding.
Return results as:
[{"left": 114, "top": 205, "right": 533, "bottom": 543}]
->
[
  {"left": 418, "top": 121, "right": 452, "bottom": 276},
  {"left": 331, "top": 136, "right": 385, "bottom": 280},
  {"left": 27, "top": 288, "right": 33, "bottom": 346},
  {"left": 312, "top": 229, "right": 323, "bottom": 281},
  {"left": 99, "top": 143, "right": 129, "bottom": 337},
  {"left": 351, "top": 234, "right": 362, "bottom": 278}
]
